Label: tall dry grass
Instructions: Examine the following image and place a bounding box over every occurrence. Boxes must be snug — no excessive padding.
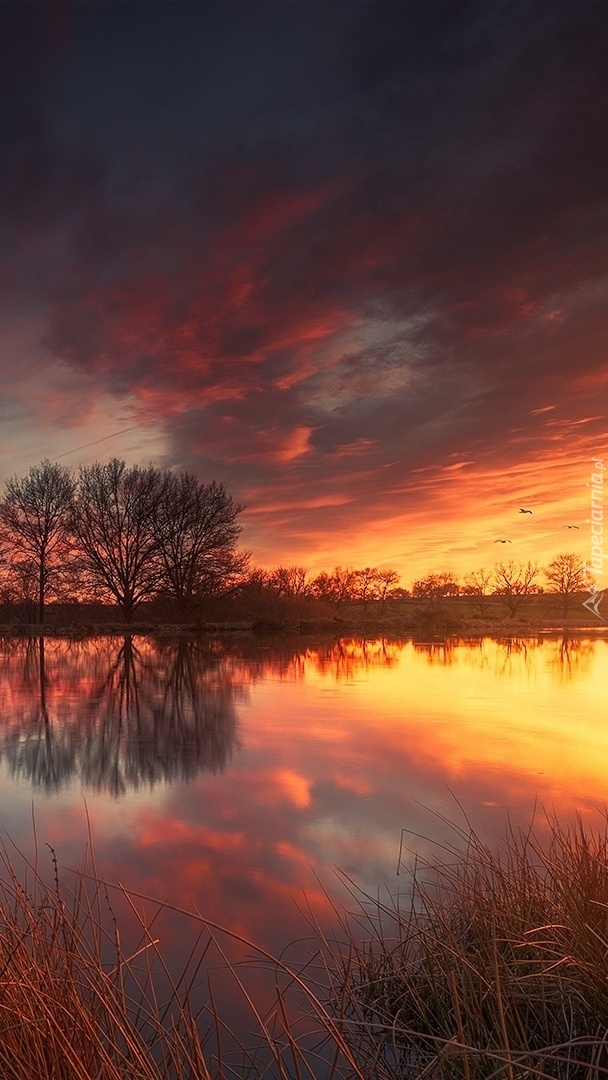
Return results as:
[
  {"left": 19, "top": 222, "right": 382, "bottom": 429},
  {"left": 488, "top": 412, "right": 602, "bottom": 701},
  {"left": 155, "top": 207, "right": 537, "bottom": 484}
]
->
[
  {"left": 327, "top": 812, "right": 608, "bottom": 1078},
  {"left": 0, "top": 833, "right": 218, "bottom": 1079},
  {"left": 0, "top": 832, "right": 363, "bottom": 1079},
  {"left": 4, "top": 813, "right": 608, "bottom": 1078}
]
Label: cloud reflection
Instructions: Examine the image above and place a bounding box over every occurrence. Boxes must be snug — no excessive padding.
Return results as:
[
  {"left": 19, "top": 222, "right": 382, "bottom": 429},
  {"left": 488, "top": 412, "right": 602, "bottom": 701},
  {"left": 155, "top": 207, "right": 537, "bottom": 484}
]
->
[
  {"left": 0, "top": 635, "right": 243, "bottom": 794},
  {"left": 0, "top": 631, "right": 606, "bottom": 1051}
]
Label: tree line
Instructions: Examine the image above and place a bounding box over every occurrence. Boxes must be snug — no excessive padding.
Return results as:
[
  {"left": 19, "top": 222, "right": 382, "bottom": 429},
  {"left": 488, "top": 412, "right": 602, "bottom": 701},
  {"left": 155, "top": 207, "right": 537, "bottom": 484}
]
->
[
  {"left": 410, "top": 557, "right": 589, "bottom": 617},
  {"left": 0, "top": 458, "right": 246, "bottom": 622},
  {"left": 236, "top": 555, "right": 589, "bottom": 620},
  {"left": 0, "top": 459, "right": 591, "bottom": 624}
]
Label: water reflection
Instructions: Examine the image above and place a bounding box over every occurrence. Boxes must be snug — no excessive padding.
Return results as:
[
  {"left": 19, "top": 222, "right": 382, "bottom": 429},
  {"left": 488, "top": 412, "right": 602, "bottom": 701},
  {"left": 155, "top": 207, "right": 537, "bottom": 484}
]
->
[
  {"left": 545, "top": 635, "right": 596, "bottom": 682},
  {"left": 0, "top": 631, "right": 607, "bottom": 1067},
  {"left": 411, "top": 633, "right": 598, "bottom": 682},
  {"left": 0, "top": 630, "right": 605, "bottom": 803},
  {"left": 0, "top": 635, "right": 243, "bottom": 794},
  {"left": 0, "top": 634, "right": 409, "bottom": 795},
  {"left": 313, "top": 636, "right": 401, "bottom": 678}
]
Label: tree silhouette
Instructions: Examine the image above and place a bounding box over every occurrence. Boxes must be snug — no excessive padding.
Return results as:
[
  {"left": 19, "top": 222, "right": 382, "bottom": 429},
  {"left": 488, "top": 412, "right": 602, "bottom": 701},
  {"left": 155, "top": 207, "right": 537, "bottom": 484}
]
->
[
  {"left": 311, "top": 566, "right": 357, "bottom": 611},
  {"left": 268, "top": 565, "right": 311, "bottom": 599},
  {"left": 463, "top": 568, "right": 493, "bottom": 616},
  {"left": 156, "top": 474, "right": 247, "bottom": 616},
  {"left": 71, "top": 459, "right": 166, "bottom": 623},
  {"left": 412, "top": 572, "right": 460, "bottom": 599},
  {"left": 544, "top": 553, "right": 587, "bottom": 618},
  {"left": 0, "top": 460, "right": 75, "bottom": 623},
  {"left": 493, "top": 560, "right": 540, "bottom": 617}
]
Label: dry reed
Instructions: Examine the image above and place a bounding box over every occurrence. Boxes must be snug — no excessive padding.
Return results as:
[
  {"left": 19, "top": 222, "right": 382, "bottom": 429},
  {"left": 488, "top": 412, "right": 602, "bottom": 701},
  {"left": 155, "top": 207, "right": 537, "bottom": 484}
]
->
[
  {"left": 0, "top": 832, "right": 361, "bottom": 1078},
  {"left": 326, "top": 812, "right": 608, "bottom": 1079},
  {"left": 3, "top": 813, "right": 608, "bottom": 1078}
]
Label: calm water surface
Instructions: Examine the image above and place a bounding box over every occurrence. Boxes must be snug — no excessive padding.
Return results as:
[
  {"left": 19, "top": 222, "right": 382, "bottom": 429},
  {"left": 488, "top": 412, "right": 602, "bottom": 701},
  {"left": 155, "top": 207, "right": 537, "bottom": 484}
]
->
[{"left": 0, "top": 632, "right": 607, "bottom": 1059}]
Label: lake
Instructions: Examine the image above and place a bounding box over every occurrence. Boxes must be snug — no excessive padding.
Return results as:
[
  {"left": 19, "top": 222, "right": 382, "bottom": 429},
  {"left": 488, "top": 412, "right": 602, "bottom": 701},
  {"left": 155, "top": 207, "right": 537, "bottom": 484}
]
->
[{"left": 0, "top": 631, "right": 607, "bottom": 1070}]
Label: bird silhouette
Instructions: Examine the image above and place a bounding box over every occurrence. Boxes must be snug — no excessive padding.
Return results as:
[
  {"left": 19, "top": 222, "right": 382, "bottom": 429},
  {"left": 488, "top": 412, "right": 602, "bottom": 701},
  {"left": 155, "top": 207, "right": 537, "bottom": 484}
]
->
[
  {"left": 494, "top": 539, "right": 512, "bottom": 543},
  {"left": 562, "top": 525, "right": 579, "bottom": 529},
  {"left": 519, "top": 508, "right": 533, "bottom": 514}
]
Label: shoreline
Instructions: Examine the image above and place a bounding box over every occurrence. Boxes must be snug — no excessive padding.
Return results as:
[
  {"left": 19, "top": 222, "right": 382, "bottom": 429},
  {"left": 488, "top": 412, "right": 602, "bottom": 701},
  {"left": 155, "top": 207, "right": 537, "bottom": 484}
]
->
[{"left": 0, "top": 617, "right": 606, "bottom": 639}]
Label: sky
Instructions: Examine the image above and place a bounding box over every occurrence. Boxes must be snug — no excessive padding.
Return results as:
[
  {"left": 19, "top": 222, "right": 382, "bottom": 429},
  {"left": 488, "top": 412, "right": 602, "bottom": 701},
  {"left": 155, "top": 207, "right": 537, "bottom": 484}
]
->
[{"left": 1, "top": 0, "right": 607, "bottom": 585}]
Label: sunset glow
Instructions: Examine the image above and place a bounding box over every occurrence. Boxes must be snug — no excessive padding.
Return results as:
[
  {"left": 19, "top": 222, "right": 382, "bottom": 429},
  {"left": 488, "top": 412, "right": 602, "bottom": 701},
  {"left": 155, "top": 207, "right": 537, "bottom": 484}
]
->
[{"left": 1, "top": 3, "right": 607, "bottom": 584}]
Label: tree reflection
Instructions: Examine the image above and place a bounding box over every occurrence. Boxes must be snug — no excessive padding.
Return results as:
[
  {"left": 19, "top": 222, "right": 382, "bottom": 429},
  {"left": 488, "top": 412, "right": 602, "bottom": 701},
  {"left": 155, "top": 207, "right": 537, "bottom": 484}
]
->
[
  {"left": 201, "top": 635, "right": 406, "bottom": 682},
  {"left": 546, "top": 635, "right": 595, "bottom": 683},
  {"left": 313, "top": 637, "right": 402, "bottom": 679},
  {"left": 3, "top": 637, "right": 79, "bottom": 790},
  {"left": 409, "top": 634, "right": 597, "bottom": 683},
  {"left": 412, "top": 639, "right": 457, "bottom": 666},
  {"left": 0, "top": 632, "right": 597, "bottom": 795},
  {"left": 0, "top": 636, "right": 241, "bottom": 794}
]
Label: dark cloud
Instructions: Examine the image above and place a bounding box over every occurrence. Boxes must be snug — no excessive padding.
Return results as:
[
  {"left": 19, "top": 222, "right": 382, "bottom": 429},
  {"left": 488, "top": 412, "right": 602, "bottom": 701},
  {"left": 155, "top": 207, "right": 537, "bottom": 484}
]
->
[{"left": 1, "top": 0, "right": 607, "bottom": 572}]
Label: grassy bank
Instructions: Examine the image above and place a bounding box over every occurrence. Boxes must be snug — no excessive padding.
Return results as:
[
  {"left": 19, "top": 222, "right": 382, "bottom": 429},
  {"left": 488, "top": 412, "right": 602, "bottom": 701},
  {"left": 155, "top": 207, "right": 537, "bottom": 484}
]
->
[
  {"left": 0, "top": 837, "right": 360, "bottom": 1079},
  {"left": 331, "top": 813, "right": 608, "bottom": 1078},
  {"left": 3, "top": 816, "right": 608, "bottom": 1077},
  {"left": 0, "top": 589, "right": 605, "bottom": 639}
]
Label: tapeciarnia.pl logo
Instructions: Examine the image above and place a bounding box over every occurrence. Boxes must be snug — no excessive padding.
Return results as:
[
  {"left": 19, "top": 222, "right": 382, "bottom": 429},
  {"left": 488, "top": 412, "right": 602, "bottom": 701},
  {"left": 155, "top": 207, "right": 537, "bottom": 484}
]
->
[{"left": 582, "top": 457, "right": 605, "bottom": 620}]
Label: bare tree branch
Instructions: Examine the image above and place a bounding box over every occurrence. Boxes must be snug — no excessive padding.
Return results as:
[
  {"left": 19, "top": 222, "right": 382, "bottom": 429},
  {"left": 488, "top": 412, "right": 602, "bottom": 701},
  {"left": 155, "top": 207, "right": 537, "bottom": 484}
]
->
[{"left": 0, "top": 460, "right": 75, "bottom": 622}]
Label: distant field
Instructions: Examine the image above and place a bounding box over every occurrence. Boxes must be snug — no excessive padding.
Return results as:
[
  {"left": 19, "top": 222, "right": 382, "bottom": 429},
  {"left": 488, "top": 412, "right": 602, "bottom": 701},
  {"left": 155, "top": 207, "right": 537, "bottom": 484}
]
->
[
  {"left": 334, "top": 592, "right": 604, "bottom": 630},
  {"left": 0, "top": 590, "right": 604, "bottom": 634}
]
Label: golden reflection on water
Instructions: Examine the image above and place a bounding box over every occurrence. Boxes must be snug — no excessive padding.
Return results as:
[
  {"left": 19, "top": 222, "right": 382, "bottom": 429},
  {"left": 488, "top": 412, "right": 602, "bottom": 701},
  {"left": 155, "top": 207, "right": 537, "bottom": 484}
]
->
[
  {"left": 301, "top": 635, "right": 608, "bottom": 820},
  {"left": 0, "top": 633, "right": 607, "bottom": 971},
  {"left": 0, "top": 633, "right": 606, "bottom": 811}
]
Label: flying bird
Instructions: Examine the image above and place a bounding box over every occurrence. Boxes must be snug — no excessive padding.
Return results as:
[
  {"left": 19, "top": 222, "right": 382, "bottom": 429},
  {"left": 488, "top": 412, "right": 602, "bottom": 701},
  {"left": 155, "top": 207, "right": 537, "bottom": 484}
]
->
[
  {"left": 494, "top": 539, "right": 512, "bottom": 543},
  {"left": 562, "top": 525, "right": 579, "bottom": 529},
  {"left": 519, "top": 508, "right": 533, "bottom": 514}
]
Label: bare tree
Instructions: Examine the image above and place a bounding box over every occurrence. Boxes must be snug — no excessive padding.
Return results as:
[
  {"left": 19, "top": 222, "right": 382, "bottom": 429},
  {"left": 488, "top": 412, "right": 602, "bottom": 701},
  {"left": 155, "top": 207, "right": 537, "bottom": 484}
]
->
[
  {"left": 2, "top": 558, "right": 40, "bottom": 621},
  {"left": 493, "top": 560, "right": 540, "bottom": 617},
  {"left": 0, "top": 526, "right": 9, "bottom": 614},
  {"left": 268, "top": 566, "right": 311, "bottom": 598},
  {"left": 0, "top": 460, "right": 75, "bottom": 623},
  {"left": 311, "top": 566, "right": 357, "bottom": 611},
  {"left": 544, "top": 552, "right": 588, "bottom": 618},
  {"left": 462, "top": 567, "right": 493, "bottom": 616},
  {"left": 230, "top": 568, "right": 279, "bottom": 620},
  {"left": 387, "top": 586, "right": 410, "bottom": 600},
  {"left": 412, "top": 572, "right": 460, "bottom": 599},
  {"left": 241, "top": 568, "right": 271, "bottom": 594},
  {"left": 156, "top": 473, "right": 247, "bottom": 615},
  {"left": 352, "top": 567, "right": 383, "bottom": 613},
  {"left": 71, "top": 459, "right": 166, "bottom": 623},
  {"left": 376, "top": 569, "right": 400, "bottom": 612},
  {"left": 350, "top": 567, "right": 400, "bottom": 614}
]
